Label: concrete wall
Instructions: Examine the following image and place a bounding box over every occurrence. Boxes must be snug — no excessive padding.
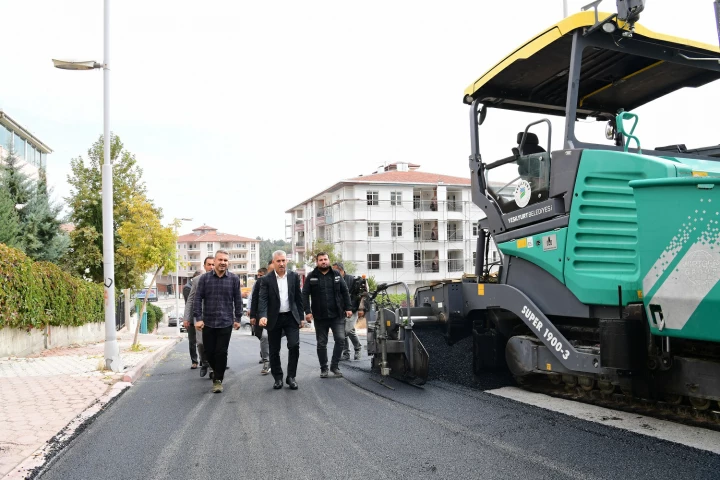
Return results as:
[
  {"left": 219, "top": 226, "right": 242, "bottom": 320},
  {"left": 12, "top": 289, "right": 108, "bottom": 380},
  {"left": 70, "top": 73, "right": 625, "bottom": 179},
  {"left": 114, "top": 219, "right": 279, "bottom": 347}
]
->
[{"left": 0, "top": 322, "right": 105, "bottom": 358}]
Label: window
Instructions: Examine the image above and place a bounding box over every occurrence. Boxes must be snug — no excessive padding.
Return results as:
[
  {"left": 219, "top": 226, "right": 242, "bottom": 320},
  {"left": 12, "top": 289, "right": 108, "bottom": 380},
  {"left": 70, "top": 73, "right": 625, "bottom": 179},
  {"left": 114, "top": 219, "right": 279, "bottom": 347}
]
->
[
  {"left": 473, "top": 222, "right": 479, "bottom": 236},
  {"left": 251, "top": 264, "right": 256, "bottom": 270},
  {"left": 414, "top": 223, "right": 421, "bottom": 240},
  {"left": 366, "top": 191, "right": 378, "bottom": 206},
  {"left": 492, "top": 250, "right": 499, "bottom": 262},
  {"left": 251, "top": 244, "right": 256, "bottom": 251},
  {"left": 391, "top": 222, "right": 402, "bottom": 237},
  {"left": 367, "top": 222, "right": 379, "bottom": 237},
  {"left": 207, "top": 243, "right": 214, "bottom": 251},
  {"left": 367, "top": 254, "right": 380, "bottom": 270},
  {"left": 12, "top": 134, "right": 25, "bottom": 159},
  {"left": 251, "top": 253, "right": 256, "bottom": 260},
  {"left": 390, "top": 191, "right": 402, "bottom": 206},
  {"left": 391, "top": 253, "right": 404, "bottom": 269}
]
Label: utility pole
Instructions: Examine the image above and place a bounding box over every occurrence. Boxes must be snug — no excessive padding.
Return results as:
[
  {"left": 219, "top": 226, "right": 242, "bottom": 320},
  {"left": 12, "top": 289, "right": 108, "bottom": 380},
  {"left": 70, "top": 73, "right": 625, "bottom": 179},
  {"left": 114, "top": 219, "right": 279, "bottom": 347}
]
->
[
  {"left": 563, "top": 0, "right": 569, "bottom": 18},
  {"left": 714, "top": 0, "right": 720, "bottom": 47}
]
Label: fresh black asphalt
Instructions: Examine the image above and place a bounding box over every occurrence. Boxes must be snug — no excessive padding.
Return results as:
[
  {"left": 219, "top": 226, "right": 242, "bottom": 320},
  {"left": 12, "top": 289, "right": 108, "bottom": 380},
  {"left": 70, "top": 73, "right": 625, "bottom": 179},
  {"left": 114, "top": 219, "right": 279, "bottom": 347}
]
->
[{"left": 37, "top": 330, "right": 720, "bottom": 480}]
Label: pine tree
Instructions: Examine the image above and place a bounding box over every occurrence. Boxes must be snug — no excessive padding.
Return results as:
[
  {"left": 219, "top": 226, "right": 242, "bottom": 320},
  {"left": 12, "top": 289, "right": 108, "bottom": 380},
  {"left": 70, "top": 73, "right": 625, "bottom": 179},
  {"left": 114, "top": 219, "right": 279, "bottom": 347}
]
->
[
  {"left": 0, "top": 187, "right": 21, "bottom": 248},
  {"left": 1, "top": 144, "right": 32, "bottom": 216},
  {"left": 21, "top": 169, "right": 69, "bottom": 262}
]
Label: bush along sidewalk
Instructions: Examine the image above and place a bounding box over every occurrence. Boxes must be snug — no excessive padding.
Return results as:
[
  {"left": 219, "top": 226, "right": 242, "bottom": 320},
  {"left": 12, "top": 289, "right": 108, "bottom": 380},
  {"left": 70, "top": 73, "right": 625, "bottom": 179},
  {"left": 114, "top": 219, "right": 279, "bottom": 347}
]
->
[{"left": 0, "top": 244, "right": 104, "bottom": 330}]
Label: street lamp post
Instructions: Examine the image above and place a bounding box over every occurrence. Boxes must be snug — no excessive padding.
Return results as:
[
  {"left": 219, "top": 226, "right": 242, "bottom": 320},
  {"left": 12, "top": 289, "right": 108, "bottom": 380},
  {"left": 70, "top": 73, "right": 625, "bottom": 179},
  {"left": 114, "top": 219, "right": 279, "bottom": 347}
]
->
[
  {"left": 52, "top": 0, "right": 122, "bottom": 372},
  {"left": 175, "top": 218, "right": 192, "bottom": 336}
]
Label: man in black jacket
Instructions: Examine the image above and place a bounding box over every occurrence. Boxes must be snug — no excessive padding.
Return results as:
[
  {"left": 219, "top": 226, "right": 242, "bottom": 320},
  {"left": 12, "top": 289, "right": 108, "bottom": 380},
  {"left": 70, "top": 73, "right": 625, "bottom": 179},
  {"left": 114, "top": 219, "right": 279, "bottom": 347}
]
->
[
  {"left": 258, "top": 251, "right": 306, "bottom": 390},
  {"left": 303, "top": 252, "right": 352, "bottom": 378},
  {"left": 333, "top": 262, "right": 363, "bottom": 361},
  {"left": 248, "top": 267, "right": 270, "bottom": 375}
]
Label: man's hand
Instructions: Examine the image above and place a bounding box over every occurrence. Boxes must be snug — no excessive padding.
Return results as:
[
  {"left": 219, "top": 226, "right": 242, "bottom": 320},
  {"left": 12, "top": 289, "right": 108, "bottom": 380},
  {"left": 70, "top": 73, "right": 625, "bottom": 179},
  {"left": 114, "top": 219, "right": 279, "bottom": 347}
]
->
[
  {"left": 259, "top": 317, "right": 268, "bottom": 327},
  {"left": 305, "top": 313, "right": 313, "bottom": 322},
  {"left": 183, "top": 320, "right": 190, "bottom": 329},
  {"left": 345, "top": 310, "right": 352, "bottom": 318},
  {"left": 233, "top": 321, "right": 240, "bottom": 330},
  {"left": 250, "top": 318, "right": 256, "bottom": 326},
  {"left": 358, "top": 310, "right": 365, "bottom": 318},
  {"left": 195, "top": 320, "right": 204, "bottom": 330}
]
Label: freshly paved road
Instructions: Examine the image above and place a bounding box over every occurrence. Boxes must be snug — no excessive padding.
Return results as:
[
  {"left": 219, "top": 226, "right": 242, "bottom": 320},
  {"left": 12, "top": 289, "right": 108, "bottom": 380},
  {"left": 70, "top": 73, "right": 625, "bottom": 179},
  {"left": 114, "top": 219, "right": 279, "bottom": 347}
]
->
[{"left": 37, "top": 331, "right": 720, "bottom": 480}]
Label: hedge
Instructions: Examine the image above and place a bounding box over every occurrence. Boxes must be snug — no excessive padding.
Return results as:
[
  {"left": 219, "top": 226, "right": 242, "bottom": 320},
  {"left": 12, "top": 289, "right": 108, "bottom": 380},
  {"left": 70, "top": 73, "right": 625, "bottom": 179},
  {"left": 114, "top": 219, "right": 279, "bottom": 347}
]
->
[{"left": 0, "top": 244, "right": 104, "bottom": 329}]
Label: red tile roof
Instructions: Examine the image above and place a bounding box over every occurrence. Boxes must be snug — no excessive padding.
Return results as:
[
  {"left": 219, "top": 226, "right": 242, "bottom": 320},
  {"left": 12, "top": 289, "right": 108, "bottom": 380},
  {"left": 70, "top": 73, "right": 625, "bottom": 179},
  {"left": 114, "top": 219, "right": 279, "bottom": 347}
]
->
[
  {"left": 346, "top": 170, "right": 470, "bottom": 185},
  {"left": 178, "top": 226, "right": 257, "bottom": 243}
]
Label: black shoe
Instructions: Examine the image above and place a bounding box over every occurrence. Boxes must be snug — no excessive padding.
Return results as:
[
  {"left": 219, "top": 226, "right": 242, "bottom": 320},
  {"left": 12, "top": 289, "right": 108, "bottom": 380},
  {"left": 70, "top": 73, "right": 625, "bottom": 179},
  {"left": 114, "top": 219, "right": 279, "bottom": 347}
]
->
[
  {"left": 258, "top": 359, "right": 264, "bottom": 364},
  {"left": 209, "top": 370, "right": 214, "bottom": 380},
  {"left": 330, "top": 366, "right": 343, "bottom": 378},
  {"left": 286, "top": 377, "right": 298, "bottom": 390},
  {"left": 200, "top": 365, "right": 208, "bottom": 377},
  {"left": 273, "top": 378, "right": 283, "bottom": 390},
  {"left": 320, "top": 368, "right": 329, "bottom": 378}
]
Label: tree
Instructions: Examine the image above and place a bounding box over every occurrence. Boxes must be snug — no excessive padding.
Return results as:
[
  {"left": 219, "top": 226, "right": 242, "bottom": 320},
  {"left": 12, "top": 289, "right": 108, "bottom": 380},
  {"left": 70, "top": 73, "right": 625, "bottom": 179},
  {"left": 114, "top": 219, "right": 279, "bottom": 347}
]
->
[
  {"left": 116, "top": 195, "right": 177, "bottom": 346},
  {"left": 20, "top": 169, "right": 69, "bottom": 263},
  {"left": 305, "top": 239, "right": 356, "bottom": 274},
  {"left": 1, "top": 144, "right": 32, "bottom": 214},
  {"left": 258, "top": 237, "right": 291, "bottom": 267},
  {"left": 0, "top": 187, "right": 21, "bottom": 248},
  {"left": 66, "top": 134, "right": 158, "bottom": 289}
]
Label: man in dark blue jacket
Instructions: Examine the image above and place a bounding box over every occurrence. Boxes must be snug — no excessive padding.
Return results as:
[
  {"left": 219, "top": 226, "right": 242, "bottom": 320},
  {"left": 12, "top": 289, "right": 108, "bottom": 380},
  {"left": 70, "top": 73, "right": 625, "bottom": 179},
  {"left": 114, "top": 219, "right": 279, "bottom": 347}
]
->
[{"left": 303, "top": 252, "right": 352, "bottom": 378}]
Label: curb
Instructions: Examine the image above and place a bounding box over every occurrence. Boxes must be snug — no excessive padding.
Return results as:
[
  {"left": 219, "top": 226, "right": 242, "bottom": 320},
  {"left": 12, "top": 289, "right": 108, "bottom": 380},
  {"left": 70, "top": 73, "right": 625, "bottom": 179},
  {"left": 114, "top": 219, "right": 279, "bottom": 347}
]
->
[{"left": 121, "top": 337, "right": 182, "bottom": 383}]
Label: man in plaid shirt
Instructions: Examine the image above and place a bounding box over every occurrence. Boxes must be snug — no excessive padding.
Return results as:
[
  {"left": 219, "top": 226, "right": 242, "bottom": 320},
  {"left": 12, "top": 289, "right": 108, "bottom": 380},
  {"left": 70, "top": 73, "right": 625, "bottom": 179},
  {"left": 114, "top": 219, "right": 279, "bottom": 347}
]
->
[{"left": 193, "top": 250, "right": 242, "bottom": 393}]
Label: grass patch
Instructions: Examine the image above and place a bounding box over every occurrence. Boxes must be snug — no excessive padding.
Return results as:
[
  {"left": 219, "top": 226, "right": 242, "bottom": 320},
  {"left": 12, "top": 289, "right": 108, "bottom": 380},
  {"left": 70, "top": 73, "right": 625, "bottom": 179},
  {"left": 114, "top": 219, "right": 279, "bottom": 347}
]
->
[{"left": 129, "top": 343, "right": 148, "bottom": 352}]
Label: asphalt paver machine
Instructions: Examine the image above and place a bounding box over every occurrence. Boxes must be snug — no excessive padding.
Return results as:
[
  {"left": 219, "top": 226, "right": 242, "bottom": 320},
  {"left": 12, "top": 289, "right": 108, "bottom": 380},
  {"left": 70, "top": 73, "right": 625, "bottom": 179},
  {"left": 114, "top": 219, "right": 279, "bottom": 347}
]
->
[{"left": 365, "top": 1, "right": 720, "bottom": 414}]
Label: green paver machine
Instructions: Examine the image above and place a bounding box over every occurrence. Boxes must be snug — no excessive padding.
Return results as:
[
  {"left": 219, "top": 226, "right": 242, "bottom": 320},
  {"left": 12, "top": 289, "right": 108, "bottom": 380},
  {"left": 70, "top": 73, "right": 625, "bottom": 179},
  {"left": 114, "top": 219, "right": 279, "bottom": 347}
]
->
[{"left": 366, "top": 1, "right": 720, "bottom": 412}]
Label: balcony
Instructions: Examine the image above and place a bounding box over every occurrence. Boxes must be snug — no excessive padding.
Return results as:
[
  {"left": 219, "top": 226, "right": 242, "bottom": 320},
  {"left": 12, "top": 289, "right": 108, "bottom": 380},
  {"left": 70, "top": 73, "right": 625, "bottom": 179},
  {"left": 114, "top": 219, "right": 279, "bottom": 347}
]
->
[
  {"left": 294, "top": 222, "right": 305, "bottom": 232},
  {"left": 413, "top": 199, "right": 438, "bottom": 212},
  {"left": 414, "top": 232, "right": 439, "bottom": 242},
  {"left": 447, "top": 201, "right": 462, "bottom": 213},
  {"left": 294, "top": 242, "right": 305, "bottom": 252},
  {"left": 448, "top": 259, "right": 464, "bottom": 272},
  {"left": 447, "top": 231, "right": 464, "bottom": 241},
  {"left": 414, "top": 259, "right": 440, "bottom": 273}
]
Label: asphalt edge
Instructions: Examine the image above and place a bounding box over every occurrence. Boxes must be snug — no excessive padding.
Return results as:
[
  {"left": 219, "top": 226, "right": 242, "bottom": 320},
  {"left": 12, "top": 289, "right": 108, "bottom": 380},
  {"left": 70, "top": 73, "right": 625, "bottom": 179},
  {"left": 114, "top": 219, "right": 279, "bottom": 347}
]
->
[
  {"left": 3, "top": 337, "right": 181, "bottom": 480},
  {"left": 121, "top": 336, "right": 182, "bottom": 383}
]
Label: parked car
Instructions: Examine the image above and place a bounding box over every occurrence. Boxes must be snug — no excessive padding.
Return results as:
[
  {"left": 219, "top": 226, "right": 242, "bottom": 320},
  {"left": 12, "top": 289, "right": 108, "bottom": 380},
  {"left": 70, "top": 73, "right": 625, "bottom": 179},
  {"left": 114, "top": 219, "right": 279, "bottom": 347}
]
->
[{"left": 168, "top": 308, "right": 184, "bottom": 328}]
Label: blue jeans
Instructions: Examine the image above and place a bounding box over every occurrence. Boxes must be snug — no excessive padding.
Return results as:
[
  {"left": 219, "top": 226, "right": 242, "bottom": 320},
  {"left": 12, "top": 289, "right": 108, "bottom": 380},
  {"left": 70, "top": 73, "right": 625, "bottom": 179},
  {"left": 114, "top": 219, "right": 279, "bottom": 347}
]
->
[{"left": 314, "top": 317, "right": 346, "bottom": 369}]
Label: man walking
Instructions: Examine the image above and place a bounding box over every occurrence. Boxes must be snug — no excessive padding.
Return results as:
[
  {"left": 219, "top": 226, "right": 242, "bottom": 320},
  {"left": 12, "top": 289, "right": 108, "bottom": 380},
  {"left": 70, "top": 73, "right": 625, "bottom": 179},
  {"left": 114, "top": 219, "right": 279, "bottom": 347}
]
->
[
  {"left": 332, "top": 262, "right": 363, "bottom": 361},
  {"left": 183, "top": 256, "right": 215, "bottom": 376},
  {"left": 258, "top": 250, "right": 305, "bottom": 390},
  {"left": 193, "top": 250, "right": 243, "bottom": 393},
  {"left": 248, "top": 267, "right": 270, "bottom": 375},
  {"left": 303, "top": 253, "right": 352, "bottom": 378},
  {"left": 183, "top": 270, "right": 202, "bottom": 369}
]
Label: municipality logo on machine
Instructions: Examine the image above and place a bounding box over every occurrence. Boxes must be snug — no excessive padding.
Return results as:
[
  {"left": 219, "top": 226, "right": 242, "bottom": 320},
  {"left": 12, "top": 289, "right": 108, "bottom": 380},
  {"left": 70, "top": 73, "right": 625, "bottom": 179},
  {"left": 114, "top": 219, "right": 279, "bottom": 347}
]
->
[{"left": 514, "top": 180, "right": 532, "bottom": 208}]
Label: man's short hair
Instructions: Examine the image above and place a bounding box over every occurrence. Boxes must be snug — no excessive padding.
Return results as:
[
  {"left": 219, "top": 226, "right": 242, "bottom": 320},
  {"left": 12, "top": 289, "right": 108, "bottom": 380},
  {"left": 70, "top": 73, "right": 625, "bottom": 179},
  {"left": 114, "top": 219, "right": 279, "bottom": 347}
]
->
[
  {"left": 215, "top": 249, "right": 229, "bottom": 258},
  {"left": 192, "top": 270, "right": 202, "bottom": 278},
  {"left": 272, "top": 250, "right": 286, "bottom": 260},
  {"left": 332, "top": 261, "right": 344, "bottom": 271},
  {"left": 257, "top": 267, "right": 268, "bottom": 275},
  {"left": 203, "top": 256, "right": 214, "bottom": 266},
  {"left": 268, "top": 260, "right": 273, "bottom": 266},
  {"left": 316, "top": 251, "right": 329, "bottom": 260}
]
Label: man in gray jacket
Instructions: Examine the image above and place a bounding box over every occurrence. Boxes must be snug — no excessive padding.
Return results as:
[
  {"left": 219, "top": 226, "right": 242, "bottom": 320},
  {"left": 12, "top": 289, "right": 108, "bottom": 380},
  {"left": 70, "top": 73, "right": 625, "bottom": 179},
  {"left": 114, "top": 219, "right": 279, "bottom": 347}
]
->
[
  {"left": 333, "top": 262, "right": 363, "bottom": 361},
  {"left": 183, "top": 256, "right": 215, "bottom": 377}
]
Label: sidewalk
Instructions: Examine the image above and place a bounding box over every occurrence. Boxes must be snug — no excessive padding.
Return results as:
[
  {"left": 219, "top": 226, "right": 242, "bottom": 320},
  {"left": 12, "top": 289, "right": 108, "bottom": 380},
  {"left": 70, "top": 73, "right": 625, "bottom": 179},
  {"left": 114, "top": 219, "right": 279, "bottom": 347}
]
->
[{"left": 0, "top": 326, "right": 181, "bottom": 479}]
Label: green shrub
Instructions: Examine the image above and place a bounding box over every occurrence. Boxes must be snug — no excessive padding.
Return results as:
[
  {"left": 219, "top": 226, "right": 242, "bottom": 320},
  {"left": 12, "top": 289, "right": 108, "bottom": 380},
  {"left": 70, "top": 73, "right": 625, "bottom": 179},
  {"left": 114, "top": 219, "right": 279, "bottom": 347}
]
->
[
  {"left": 144, "top": 303, "right": 163, "bottom": 333},
  {"left": 0, "top": 244, "right": 104, "bottom": 329}
]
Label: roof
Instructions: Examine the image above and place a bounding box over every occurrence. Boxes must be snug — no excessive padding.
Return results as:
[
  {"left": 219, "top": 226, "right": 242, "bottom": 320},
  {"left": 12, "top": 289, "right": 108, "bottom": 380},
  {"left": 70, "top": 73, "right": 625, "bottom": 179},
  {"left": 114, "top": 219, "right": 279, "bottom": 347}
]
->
[
  {"left": 463, "top": 10, "right": 720, "bottom": 117},
  {"left": 0, "top": 110, "right": 53, "bottom": 153},
  {"left": 346, "top": 170, "right": 470, "bottom": 185},
  {"left": 179, "top": 225, "right": 257, "bottom": 243},
  {"left": 286, "top": 170, "right": 470, "bottom": 212}
]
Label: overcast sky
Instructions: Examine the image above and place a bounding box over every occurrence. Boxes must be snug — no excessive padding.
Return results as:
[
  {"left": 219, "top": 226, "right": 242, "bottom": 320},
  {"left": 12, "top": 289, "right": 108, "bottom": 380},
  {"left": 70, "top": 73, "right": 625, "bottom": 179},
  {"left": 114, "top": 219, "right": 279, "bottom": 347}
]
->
[{"left": 1, "top": 0, "right": 718, "bottom": 240}]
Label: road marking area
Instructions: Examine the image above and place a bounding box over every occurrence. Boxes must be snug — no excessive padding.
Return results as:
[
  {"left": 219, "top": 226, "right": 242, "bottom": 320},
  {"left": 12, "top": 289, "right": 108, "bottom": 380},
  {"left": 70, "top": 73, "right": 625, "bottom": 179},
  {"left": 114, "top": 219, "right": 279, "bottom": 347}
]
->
[{"left": 486, "top": 386, "right": 720, "bottom": 455}]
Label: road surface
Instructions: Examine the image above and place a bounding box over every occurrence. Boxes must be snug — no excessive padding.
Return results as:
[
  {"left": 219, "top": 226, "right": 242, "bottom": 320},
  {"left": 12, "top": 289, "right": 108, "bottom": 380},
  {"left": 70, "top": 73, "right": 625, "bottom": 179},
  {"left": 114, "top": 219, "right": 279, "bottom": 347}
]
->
[{"left": 36, "top": 331, "right": 720, "bottom": 480}]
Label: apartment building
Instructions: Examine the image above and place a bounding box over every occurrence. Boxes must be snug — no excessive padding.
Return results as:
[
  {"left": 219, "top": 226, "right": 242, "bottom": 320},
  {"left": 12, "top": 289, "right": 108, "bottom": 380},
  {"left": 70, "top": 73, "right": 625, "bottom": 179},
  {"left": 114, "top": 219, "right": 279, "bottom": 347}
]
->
[
  {"left": 286, "top": 162, "right": 499, "bottom": 294},
  {"left": 159, "top": 225, "right": 260, "bottom": 290},
  {"left": 0, "top": 109, "right": 52, "bottom": 180}
]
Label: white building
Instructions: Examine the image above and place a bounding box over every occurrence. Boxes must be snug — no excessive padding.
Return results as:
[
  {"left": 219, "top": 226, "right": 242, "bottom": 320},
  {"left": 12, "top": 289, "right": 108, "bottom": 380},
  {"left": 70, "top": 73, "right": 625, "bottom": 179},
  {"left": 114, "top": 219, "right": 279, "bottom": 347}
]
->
[
  {"left": 0, "top": 109, "right": 52, "bottom": 180},
  {"left": 286, "top": 162, "right": 498, "bottom": 293},
  {"left": 158, "top": 225, "right": 261, "bottom": 292}
]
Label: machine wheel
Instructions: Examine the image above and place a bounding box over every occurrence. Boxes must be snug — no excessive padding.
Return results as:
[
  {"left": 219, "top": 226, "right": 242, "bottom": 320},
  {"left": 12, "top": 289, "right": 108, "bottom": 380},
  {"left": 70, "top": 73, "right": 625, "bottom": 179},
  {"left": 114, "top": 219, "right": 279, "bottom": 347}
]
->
[
  {"left": 689, "top": 396, "right": 711, "bottom": 411},
  {"left": 578, "top": 376, "right": 594, "bottom": 392},
  {"left": 598, "top": 381, "right": 615, "bottom": 394},
  {"left": 663, "top": 393, "right": 683, "bottom": 405}
]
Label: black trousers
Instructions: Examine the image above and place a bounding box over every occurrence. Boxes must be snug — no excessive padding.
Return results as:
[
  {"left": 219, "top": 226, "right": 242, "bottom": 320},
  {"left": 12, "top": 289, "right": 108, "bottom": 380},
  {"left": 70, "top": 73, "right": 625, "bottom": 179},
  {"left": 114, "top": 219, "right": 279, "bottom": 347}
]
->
[
  {"left": 187, "top": 323, "right": 198, "bottom": 364},
  {"left": 314, "top": 317, "right": 346, "bottom": 369},
  {"left": 268, "top": 312, "right": 300, "bottom": 381},
  {"left": 202, "top": 325, "right": 233, "bottom": 382}
]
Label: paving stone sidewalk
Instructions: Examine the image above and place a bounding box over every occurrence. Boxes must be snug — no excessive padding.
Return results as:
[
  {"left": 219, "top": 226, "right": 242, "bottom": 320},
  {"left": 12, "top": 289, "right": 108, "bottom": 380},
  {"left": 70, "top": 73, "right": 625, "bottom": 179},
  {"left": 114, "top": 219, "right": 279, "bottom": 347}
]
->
[{"left": 0, "top": 329, "right": 181, "bottom": 479}]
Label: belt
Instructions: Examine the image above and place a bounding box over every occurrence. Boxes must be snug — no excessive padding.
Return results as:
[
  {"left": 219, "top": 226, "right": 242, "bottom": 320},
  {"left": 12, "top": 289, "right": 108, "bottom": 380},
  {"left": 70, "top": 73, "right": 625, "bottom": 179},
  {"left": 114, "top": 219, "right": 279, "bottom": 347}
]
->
[{"left": 279, "top": 311, "right": 292, "bottom": 315}]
